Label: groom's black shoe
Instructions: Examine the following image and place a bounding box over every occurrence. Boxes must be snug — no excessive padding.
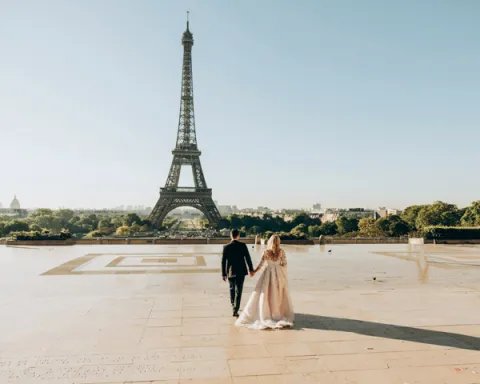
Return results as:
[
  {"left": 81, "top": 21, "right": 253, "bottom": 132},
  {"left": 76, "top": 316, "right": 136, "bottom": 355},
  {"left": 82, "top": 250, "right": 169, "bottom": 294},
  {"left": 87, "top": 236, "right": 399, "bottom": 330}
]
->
[{"left": 233, "top": 312, "right": 239, "bottom": 317}]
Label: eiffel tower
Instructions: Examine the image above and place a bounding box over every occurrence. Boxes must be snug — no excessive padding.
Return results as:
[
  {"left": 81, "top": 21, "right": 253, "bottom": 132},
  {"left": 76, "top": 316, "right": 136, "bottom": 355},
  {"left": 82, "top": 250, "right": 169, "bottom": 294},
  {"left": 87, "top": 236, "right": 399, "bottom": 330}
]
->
[{"left": 150, "top": 15, "right": 221, "bottom": 229}]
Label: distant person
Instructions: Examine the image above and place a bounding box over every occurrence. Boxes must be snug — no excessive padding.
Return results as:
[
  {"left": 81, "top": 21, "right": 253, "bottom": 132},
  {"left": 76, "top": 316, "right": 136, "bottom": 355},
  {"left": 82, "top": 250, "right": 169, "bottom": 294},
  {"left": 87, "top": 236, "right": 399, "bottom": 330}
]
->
[
  {"left": 235, "top": 234, "right": 294, "bottom": 329},
  {"left": 221, "top": 229, "right": 254, "bottom": 317}
]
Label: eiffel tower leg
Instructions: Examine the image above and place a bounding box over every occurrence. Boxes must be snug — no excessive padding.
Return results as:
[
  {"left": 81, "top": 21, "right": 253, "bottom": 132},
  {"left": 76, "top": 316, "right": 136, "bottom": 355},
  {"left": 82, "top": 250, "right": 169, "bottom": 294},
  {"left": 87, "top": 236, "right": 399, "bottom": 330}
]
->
[
  {"left": 165, "top": 159, "right": 182, "bottom": 189},
  {"left": 150, "top": 196, "right": 175, "bottom": 228},
  {"left": 191, "top": 158, "right": 207, "bottom": 189},
  {"left": 200, "top": 197, "right": 222, "bottom": 225}
]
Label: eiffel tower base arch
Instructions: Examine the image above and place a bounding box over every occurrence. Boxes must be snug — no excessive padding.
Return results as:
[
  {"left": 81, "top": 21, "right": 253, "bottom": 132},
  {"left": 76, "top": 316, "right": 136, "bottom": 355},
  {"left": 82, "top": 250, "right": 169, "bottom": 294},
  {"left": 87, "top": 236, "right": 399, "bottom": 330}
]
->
[{"left": 149, "top": 189, "right": 221, "bottom": 229}]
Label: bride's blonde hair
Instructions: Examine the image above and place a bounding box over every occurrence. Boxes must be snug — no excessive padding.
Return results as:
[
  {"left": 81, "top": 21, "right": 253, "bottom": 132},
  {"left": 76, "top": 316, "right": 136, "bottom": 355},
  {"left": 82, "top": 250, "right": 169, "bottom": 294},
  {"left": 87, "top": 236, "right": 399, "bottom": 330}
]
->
[{"left": 267, "top": 234, "right": 281, "bottom": 255}]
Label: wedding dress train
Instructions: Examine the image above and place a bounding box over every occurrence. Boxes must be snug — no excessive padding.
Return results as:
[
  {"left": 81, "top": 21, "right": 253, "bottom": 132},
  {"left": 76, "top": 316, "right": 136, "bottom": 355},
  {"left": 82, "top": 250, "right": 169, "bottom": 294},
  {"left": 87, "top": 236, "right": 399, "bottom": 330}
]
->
[{"left": 235, "top": 248, "right": 294, "bottom": 330}]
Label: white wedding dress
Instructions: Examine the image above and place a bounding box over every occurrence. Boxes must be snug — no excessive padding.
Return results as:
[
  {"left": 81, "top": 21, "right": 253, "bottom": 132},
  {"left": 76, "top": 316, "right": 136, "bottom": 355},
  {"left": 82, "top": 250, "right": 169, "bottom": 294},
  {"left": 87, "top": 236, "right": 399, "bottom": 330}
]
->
[{"left": 235, "top": 248, "right": 294, "bottom": 330}]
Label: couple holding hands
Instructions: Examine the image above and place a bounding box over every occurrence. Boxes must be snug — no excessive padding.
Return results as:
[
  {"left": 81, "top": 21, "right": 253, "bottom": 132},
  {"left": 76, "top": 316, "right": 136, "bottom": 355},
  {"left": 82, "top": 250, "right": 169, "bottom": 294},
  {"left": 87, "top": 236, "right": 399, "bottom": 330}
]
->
[{"left": 221, "top": 229, "right": 294, "bottom": 330}]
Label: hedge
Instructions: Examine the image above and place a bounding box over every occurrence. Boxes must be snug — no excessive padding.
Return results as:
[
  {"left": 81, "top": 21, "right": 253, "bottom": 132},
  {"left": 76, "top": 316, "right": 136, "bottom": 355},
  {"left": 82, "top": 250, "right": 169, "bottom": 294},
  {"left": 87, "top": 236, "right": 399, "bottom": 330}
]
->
[
  {"left": 11, "top": 230, "right": 73, "bottom": 241},
  {"left": 424, "top": 226, "right": 480, "bottom": 240},
  {"left": 263, "top": 231, "right": 308, "bottom": 240}
]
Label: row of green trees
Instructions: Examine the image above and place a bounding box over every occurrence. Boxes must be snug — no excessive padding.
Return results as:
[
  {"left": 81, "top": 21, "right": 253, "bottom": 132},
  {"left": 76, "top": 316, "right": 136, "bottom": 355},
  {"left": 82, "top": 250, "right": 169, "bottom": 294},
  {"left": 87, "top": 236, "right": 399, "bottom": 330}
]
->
[
  {"left": 402, "top": 201, "right": 480, "bottom": 229},
  {"left": 222, "top": 201, "right": 480, "bottom": 238},
  {"left": 0, "top": 209, "right": 154, "bottom": 238},
  {"left": 1, "top": 201, "right": 479, "bottom": 239}
]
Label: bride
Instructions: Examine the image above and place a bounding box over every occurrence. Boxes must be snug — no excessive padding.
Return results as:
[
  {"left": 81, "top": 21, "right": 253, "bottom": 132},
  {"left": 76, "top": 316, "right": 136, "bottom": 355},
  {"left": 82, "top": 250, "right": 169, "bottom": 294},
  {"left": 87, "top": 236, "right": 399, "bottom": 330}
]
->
[{"left": 235, "top": 235, "right": 294, "bottom": 330}]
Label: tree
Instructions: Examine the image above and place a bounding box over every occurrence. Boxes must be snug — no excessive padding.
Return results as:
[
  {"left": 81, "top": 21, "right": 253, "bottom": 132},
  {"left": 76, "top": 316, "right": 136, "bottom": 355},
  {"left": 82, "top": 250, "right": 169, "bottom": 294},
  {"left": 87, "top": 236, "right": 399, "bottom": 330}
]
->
[
  {"left": 29, "top": 208, "right": 54, "bottom": 218},
  {"left": 401, "top": 205, "right": 426, "bottom": 230},
  {"left": 123, "top": 213, "right": 142, "bottom": 226},
  {"left": 55, "top": 209, "right": 75, "bottom": 225},
  {"left": 111, "top": 217, "right": 124, "bottom": 228},
  {"left": 390, "top": 220, "right": 410, "bottom": 237},
  {"left": 375, "top": 215, "right": 410, "bottom": 237},
  {"left": 77, "top": 216, "right": 94, "bottom": 227},
  {"left": 97, "top": 219, "right": 111, "bottom": 229},
  {"left": 375, "top": 217, "right": 392, "bottom": 235},
  {"left": 140, "top": 219, "right": 152, "bottom": 229},
  {"left": 30, "top": 224, "right": 42, "bottom": 232},
  {"left": 3, "top": 219, "right": 30, "bottom": 234},
  {"left": 32, "top": 215, "right": 63, "bottom": 233},
  {"left": 358, "top": 217, "right": 381, "bottom": 237},
  {"left": 461, "top": 201, "right": 480, "bottom": 226},
  {"left": 319, "top": 221, "right": 338, "bottom": 236},
  {"left": 116, "top": 225, "right": 131, "bottom": 236},
  {"left": 336, "top": 217, "right": 359, "bottom": 234},
  {"left": 415, "top": 201, "right": 462, "bottom": 229},
  {"left": 229, "top": 214, "right": 243, "bottom": 230},
  {"left": 130, "top": 223, "right": 140, "bottom": 233},
  {"left": 217, "top": 218, "right": 231, "bottom": 229},
  {"left": 69, "top": 216, "right": 80, "bottom": 224},
  {"left": 291, "top": 224, "right": 308, "bottom": 236},
  {"left": 291, "top": 213, "right": 319, "bottom": 228},
  {"left": 307, "top": 225, "right": 322, "bottom": 238}
]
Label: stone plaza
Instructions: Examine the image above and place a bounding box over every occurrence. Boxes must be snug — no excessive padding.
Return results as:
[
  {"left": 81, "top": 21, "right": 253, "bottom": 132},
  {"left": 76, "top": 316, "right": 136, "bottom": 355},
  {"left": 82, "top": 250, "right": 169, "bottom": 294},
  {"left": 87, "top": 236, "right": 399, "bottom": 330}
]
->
[{"left": 0, "top": 243, "right": 479, "bottom": 383}]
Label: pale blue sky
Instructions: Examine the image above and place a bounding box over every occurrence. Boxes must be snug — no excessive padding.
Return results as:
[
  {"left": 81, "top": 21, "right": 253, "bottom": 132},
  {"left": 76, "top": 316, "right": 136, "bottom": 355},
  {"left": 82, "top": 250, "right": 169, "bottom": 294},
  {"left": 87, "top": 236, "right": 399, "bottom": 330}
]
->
[{"left": 1, "top": 0, "right": 479, "bottom": 210}]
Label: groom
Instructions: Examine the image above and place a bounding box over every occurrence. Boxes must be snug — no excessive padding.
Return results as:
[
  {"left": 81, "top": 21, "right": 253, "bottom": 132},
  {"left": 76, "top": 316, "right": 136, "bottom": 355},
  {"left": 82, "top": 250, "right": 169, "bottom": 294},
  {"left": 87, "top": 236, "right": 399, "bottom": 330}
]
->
[{"left": 221, "top": 229, "right": 254, "bottom": 317}]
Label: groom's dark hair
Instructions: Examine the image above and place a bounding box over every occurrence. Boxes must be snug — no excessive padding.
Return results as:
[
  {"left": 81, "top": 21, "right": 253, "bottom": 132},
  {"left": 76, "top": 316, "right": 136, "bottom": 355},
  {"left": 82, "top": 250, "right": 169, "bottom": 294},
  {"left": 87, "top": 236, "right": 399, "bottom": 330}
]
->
[{"left": 231, "top": 229, "right": 240, "bottom": 238}]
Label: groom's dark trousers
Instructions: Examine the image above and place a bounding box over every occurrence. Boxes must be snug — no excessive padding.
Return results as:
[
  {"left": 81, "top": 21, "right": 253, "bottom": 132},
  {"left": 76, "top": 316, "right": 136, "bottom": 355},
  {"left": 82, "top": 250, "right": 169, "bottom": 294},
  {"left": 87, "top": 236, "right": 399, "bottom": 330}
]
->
[
  {"left": 222, "top": 239, "right": 254, "bottom": 315},
  {"left": 228, "top": 275, "right": 245, "bottom": 315}
]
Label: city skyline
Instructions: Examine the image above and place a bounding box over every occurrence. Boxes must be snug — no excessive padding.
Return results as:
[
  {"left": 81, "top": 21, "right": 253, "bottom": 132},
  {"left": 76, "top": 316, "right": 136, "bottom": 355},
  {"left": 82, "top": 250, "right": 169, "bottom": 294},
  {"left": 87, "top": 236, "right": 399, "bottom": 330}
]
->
[
  {"left": 1, "top": 1, "right": 479, "bottom": 210},
  {"left": 0, "top": 191, "right": 473, "bottom": 213}
]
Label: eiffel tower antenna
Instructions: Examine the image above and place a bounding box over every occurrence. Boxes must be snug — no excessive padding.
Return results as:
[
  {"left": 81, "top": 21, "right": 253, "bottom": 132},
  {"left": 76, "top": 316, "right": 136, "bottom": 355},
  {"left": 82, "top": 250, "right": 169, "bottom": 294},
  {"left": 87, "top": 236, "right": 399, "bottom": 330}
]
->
[{"left": 149, "top": 17, "right": 221, "bottom": 229}]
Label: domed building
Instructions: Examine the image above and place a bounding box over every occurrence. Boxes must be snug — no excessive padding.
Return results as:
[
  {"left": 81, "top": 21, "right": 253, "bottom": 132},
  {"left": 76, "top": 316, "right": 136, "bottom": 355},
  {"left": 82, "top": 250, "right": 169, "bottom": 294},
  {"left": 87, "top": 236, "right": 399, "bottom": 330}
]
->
[
  {"left": 0, "top": 195, "right": 27, "bottom": 218},
  {"left": 10, "top": 195, "right": 21, "bottom": 210}
]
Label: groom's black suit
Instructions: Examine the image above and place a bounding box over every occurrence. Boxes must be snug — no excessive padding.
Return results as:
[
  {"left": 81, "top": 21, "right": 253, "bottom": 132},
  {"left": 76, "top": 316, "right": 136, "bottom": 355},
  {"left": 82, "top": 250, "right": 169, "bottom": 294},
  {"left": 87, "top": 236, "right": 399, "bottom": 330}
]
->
[{"left": 221, "top": 239, "right": 254, "bottom": 315}]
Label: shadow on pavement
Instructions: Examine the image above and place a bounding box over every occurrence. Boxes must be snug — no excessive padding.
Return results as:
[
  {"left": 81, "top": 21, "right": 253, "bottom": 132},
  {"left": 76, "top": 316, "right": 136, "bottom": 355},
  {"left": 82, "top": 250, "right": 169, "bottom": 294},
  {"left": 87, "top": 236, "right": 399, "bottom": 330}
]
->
[{"left": 294, "top": 313, "right": 480, "bottom": 351}]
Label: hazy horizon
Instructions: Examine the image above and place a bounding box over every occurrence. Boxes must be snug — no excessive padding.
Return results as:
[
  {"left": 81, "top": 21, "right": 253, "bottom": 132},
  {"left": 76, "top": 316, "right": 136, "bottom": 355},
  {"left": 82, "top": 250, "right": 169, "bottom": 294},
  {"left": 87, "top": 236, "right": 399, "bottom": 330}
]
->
[{"left": 1, "top": 1, "right": 479, "bottom": 210}]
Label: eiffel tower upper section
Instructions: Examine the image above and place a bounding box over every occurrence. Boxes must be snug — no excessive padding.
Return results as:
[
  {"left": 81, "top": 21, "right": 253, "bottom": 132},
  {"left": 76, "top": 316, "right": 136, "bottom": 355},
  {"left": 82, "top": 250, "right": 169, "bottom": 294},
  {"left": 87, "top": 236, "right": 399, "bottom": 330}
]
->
[{"left": 175, "top": 15, "right": 198, "bottom": 153}]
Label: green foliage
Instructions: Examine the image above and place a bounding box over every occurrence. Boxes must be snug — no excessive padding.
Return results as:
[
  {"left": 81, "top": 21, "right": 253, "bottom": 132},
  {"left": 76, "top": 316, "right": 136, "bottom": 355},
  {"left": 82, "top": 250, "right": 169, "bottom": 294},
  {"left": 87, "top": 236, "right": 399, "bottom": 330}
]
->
[
  {"left": 319, "top": 221, "right": 338, "bottom": 236},
  {"left": 415, "top": 201, "right": 462, "bottom": 229},
  {"left": 424, "top": 226, "right": 480, "bottom": 240},
  {"left": 116, "top": 225, "right": 131, "bottom": 236},
  {"left": 97, "top": 219, "right": 111, "bottom": 229},
  {"left": 290, "top": 213, "right": 319, "bottom": 227},
  {"left": 401, "top": 205, "right": 426, "bottom": 229},
  {"left": 263, "top": 231, "right": 308, "bottom": 240},
  {"left": 336, "top": 217, "right": 359, "bottom": 234},
  {"left": 55, "top": 209, "right": 75, "bottom": 224},
  {"left": 29, "top": 208, "right": 54, "bottom": 218},
  {"left": 291, "top": 224, "right": 308, "bottom": 236},
  {"left": 11, "top": 230, "right": 72, "bottom": 241},
  {"left": 123, "top": 213, "right": 142, "bottom": 226},
  {"left": 461, "top": 201, "right": 480, "bottom": 226},
  {"left": 130, "top": 223, "right": 141, "bottom": 233},
  {"left": 3, "top": 219, "right": 30, "bottom": 234},
  {"left": 358, "top": 217, "right": 381, "bottom": 237},
  {"left": 221, "top": 213, "right": 321, "bottom": 235},
  {"left": 32, "top": 215, "right": 63, "bottom": 233},
  {"left": 307, "top": 225, "right": 322, "bottom": 238},
  {"left": 375, "top": 215, "right": 410, "bottom": 237},
  {"left": 110, "top": 217, "right": 124, "bottom": 228},
  {"left": 83, "top": 228, "right": 115, "bottom": 238}
]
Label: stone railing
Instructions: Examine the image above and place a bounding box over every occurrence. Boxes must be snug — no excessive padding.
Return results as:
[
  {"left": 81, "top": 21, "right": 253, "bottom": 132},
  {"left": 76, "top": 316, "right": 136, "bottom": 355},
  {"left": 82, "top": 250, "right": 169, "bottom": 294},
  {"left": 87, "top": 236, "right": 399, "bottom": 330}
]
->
[{"left": 2, "top": 237, "right": 479, "bottom": 246}]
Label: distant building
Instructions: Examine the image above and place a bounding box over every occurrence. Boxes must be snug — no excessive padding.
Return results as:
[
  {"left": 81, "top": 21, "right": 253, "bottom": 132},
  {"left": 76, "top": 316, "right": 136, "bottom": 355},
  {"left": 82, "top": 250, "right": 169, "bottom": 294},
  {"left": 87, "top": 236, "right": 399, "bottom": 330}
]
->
[
  {"left": 313, "top": 203, "right": 322, "bottom": 211},
  {"left": 10, "top": 195, "right": 21, "bottom": 210},
  {"left": 321, "top": 208, "right": 376, "bottom": 223},
  {"left": 376, "top": 207, "right": 403, "bottom": 218},
  {"left": 0, "top": 195, "right": 28, "bottom": 218},
  {"left": 217, "top": 205, "right": 240, "bottom": 216}
]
